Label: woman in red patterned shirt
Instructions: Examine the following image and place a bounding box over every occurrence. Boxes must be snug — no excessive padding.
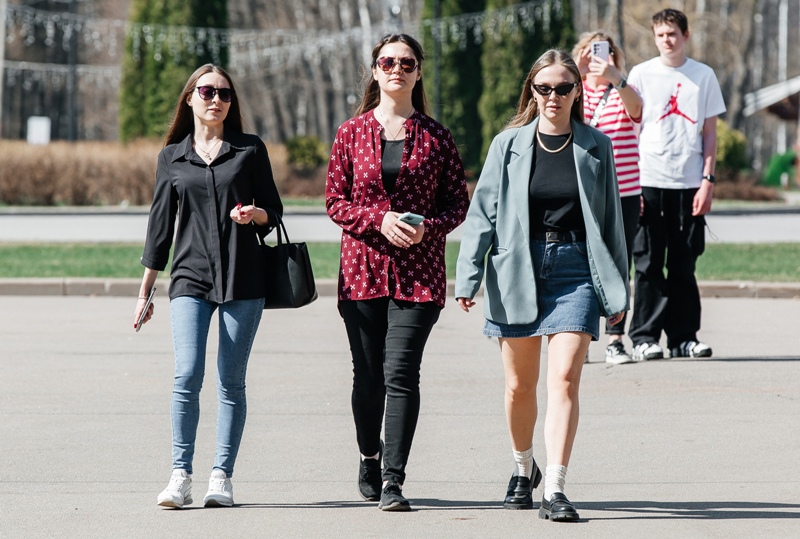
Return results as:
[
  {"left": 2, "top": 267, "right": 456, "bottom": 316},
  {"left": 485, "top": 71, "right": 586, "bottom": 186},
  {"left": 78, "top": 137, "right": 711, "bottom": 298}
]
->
[
  {"left": 326, "top": 33, "right": 469, "bottom": 512},
  {"left": 573, "top": 32, "right": 643, "bottom": 365}
]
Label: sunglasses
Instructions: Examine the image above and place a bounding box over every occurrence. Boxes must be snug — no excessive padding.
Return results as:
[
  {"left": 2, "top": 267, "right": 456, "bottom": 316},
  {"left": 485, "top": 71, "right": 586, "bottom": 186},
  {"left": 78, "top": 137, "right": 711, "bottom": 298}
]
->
[
  {"left": 375, "top": 56, "right": 418, "bottom": 74},
  {"left": 532, "top": 82, "right": 579, "bottom": 97},
  {"left": 194, "top": 86, "right": 233, "bottom": 103}
]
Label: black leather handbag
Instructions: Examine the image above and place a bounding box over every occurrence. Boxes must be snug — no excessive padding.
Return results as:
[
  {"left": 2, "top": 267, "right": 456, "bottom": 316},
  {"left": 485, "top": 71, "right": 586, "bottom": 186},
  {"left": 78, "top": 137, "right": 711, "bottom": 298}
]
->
[{"left": 261, "top": 216, "right": 318, "bottom": 309}]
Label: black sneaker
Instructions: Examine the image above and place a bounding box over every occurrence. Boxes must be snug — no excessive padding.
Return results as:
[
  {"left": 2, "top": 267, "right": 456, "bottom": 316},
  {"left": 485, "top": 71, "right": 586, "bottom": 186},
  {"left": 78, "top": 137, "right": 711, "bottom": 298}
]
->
[
  {"left": 670, "top": 340, "right": 712, "bottom": 358},
  {"left": 378, "top": 482, "right": 411, "bottom": 511}
]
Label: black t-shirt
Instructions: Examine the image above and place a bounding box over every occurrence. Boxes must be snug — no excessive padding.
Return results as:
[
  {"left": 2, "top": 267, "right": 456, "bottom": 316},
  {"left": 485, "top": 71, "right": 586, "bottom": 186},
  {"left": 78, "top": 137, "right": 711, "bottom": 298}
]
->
[
  {"left": 529, "top": 131, "right": 584, "bottom": 234},
  {"left": 381, "top": 139, "right": 404, "bottom": 194}
]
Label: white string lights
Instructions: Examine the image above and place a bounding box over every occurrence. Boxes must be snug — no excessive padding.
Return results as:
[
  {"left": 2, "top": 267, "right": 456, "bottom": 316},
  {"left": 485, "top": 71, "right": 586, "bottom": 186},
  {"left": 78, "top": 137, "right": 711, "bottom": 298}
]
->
[{"left": 3, "top": 0, "right": 564, "bottom": 86}]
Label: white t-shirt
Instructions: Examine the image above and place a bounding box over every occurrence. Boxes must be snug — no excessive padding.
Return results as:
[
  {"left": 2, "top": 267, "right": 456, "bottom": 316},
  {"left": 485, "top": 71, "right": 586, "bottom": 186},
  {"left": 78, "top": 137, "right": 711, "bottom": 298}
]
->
[{"left": 628, "top": 57, "right": 726, "bottom": 189}]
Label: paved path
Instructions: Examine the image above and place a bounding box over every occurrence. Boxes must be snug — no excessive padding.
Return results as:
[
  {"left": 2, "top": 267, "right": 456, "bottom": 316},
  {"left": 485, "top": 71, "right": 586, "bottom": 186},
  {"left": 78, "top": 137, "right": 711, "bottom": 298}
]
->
[
  {"left": 2, "top": 295, "right": 799, "bottom": 538},
  {"left": 1, "top": 206, "right": 800, "bottom": 243}
]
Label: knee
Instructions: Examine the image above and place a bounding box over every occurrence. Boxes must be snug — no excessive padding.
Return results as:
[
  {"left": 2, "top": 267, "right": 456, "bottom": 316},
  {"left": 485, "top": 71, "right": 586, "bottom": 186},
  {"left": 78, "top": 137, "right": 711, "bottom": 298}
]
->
[{"left": 506, "top": 377, "right": 537, "bottom": 401}]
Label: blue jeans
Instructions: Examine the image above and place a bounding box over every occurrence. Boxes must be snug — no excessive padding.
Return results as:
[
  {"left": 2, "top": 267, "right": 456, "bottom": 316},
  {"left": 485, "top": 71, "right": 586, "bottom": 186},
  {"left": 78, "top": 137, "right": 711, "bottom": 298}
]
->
[{"left": 169, "top": 296, "right": 263, "bottom": 477}]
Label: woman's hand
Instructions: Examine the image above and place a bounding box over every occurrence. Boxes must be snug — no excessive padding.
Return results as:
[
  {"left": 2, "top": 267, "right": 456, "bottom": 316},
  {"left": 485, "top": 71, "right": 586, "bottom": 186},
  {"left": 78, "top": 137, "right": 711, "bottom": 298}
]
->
[
  {"left": 607, "top": 312, "right": 625, "bottom": 326},
  {"left": 133, "top": 296, "right": 154, "bottom": 329},
  {"left": 587, "top": 54, "right": 623, "bottom": 86},
  {"left": 230, "top": 203, "right": 268, "bottom": 225},
  {"left": 381, "top": 211, "right": 425, "bottom": 249},
  {"left": 456, "top": 297, "right": 476, "bottom": 313}
]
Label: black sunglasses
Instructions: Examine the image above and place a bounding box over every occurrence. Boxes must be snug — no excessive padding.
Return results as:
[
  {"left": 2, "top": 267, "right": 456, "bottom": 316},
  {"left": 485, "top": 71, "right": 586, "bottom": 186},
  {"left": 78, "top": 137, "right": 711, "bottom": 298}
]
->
[
  {"left": 194, "top": 86, "right": 233, "bottom": 103},
  {"left": 532, "top": 82, "right": 579, "bottom": 97},
  {"left": 375, "top": 56, "right": 418, "bottom": 74}
]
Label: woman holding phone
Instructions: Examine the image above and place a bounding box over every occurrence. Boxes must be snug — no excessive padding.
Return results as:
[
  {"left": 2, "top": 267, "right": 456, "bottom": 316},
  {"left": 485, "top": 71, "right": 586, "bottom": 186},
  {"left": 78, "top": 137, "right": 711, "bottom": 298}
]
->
[
  {"left": 326, "top": 33, "right": 469, "bottom": 511},
  {"left": 134, "top": 64, "right": 282, "bottom": 509},
  {"left": 456, "top": 49, "right": 629, "bottom": 520},
  {"left": 573, "top": 32, "right": 643, "bottom": 365}
]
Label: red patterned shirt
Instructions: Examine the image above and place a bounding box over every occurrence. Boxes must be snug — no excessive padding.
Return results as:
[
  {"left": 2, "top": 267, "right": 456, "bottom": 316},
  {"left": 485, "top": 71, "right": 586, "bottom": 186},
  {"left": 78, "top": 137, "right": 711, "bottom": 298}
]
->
[
  {"left": 582, "top": 81, "right": 642, "bottom": 197},
  {"left": 326, "top": 110, "right": 469, "bottom": 307}
]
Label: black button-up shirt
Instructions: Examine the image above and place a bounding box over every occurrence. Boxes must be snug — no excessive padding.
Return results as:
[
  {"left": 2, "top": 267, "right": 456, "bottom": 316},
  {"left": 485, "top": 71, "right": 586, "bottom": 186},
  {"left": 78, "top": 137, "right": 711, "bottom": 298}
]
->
[{"left": 141, "top": 131, "right": 283, "bottom": 303}]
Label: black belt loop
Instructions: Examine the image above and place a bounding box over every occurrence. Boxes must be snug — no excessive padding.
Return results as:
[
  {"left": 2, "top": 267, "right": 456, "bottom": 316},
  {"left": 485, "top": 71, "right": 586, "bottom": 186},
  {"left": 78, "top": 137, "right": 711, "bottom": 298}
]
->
[{"left": 532, "top": 230, "right": 586, "bottom": 243}]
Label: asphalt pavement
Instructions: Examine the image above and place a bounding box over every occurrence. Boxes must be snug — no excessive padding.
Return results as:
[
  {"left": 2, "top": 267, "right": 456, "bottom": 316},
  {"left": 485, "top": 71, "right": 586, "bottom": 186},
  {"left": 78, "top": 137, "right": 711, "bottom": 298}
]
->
[{"left": 2, "top": 294, "right": 799, "bottom": 538}]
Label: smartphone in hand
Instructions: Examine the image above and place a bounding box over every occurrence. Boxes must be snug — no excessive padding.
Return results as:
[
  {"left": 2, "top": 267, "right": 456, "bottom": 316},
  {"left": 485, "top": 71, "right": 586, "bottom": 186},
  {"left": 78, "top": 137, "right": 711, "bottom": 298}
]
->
[
  {"left": 135, "top": 287, "right": 156, "bottom": 332},
  {"left": 591, "top": 41, "right": 610, "bottom": 62},
  {"left": 398, "top": 212, "right": 425, "bottom": 226}
]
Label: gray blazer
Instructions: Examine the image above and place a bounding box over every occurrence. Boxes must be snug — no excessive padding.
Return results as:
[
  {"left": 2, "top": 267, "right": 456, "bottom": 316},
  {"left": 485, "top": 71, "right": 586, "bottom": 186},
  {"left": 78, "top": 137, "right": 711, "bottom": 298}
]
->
[{"left": 455, "top": 117, "right": 630, "bottom": 324}]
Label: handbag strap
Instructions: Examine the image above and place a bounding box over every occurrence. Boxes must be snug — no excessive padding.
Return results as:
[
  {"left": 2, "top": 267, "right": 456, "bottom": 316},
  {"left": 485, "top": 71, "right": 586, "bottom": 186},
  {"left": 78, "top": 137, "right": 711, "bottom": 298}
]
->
[
  {"left": 257, "top": 212, "right": 290, "bottom": 245},
  {"left": 589, "top": 83, "right": 614, "bottom": 128}
]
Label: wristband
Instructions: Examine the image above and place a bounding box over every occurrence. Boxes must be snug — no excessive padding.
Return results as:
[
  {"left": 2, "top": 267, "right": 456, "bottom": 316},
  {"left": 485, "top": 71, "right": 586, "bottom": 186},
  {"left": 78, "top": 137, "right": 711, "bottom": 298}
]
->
[{"left": 702, "top": 174, "right": 715, "bottom": 184}]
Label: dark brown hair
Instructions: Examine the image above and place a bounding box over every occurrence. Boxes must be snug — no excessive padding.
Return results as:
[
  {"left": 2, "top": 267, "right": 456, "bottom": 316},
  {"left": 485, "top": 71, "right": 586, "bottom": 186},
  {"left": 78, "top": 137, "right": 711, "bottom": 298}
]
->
[
  {"left": 506, "top": 49, "right": 584, "bottom": 130},
  {"left": 163, "top": 64, "right": 243, "bottom": 147},
  {"left": 652, "top": 8, "right": 689, "bottom": 35},
  {"left": 355, "top": 34, "right": 430, "bottom": 117}
]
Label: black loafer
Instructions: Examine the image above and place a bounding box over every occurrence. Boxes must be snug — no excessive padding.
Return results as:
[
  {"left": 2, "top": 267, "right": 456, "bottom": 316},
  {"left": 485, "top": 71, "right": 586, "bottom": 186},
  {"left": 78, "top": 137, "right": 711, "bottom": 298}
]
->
[
  {"left": 503, "top": 462, "right": 542, "bottom": 510},
  {"left": 539, "top": 492, "right": 579, "bottom": 521}
]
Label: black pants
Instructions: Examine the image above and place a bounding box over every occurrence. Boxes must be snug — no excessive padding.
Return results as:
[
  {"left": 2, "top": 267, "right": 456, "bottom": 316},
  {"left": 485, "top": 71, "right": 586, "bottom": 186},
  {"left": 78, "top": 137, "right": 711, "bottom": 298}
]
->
[
  {"left": 339, "top": 297, "right": 441, "bottom": 484},
  {"left": 606, "top": 195, "right": 640, "bottom": 336},
  {"left": 629, "top": 187, "right": 706, "bottom": 348}
]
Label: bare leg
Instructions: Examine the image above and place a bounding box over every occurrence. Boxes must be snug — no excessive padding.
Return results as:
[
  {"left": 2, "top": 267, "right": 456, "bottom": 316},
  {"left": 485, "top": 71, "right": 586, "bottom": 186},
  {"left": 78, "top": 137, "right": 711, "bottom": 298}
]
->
[
  {"left": 544, "top": 332, "right": 591, "bottom": 466},
  {"left": 499, "top": 337, "right": 542, "bottom": 451}
]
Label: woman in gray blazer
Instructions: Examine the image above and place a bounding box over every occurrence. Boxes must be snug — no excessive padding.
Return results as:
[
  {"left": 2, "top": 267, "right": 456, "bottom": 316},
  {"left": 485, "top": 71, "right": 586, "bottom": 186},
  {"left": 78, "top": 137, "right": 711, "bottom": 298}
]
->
[{"left": 455, "top": 49, "right": 629, "bottom": 522}]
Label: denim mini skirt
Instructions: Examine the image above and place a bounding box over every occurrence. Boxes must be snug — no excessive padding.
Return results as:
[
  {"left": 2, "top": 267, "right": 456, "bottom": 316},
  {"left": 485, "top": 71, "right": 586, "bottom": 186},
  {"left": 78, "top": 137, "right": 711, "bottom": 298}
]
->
[{"left": 483, "top": 239, "right": 600, "bottom": 340}]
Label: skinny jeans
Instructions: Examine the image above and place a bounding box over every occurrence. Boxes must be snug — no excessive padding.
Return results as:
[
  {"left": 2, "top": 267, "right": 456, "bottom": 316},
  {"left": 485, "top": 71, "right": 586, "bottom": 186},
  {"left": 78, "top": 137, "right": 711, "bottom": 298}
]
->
[
  {"left": 339, "top": 298, "right": 441, "bottom": 484},
  {"left": 169, "top": 296, "right": 263, "bottom": 477}
]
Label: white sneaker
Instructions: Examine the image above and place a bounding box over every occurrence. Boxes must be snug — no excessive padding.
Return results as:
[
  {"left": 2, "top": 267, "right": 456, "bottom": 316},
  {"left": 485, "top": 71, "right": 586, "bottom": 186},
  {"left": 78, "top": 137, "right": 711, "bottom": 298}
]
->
[
  {"left": 203, "top": 469, "right": 234, "bottom": 507},
  {"left": 605, "top": 341, "right": 634, "bottom": 365},
  {"left": 632, "top": 342, "right": 664, "bottom": 361},
  {"left": 157, "top": 469, "right": 193, "bottom": 508}
]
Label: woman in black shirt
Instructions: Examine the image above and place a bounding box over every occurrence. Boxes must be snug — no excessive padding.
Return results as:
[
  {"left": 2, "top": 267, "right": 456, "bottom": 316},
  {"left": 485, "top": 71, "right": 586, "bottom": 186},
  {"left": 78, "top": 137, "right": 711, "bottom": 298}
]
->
[{"left": 134, "top": 64, "right": 282, "bottom": 509}]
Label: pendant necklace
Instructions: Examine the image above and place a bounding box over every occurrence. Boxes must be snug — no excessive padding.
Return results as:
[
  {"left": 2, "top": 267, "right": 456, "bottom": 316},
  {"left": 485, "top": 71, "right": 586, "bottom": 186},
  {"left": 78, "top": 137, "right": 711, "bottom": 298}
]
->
[
  {"left": 195, "top": 138, "right": 222, "bottom": 161},
  {"left": 536, "top": 128, "right": 573, "bottom": 154},
  {"left": 377, "top": 108, "right": 412, "bottom": 140}
]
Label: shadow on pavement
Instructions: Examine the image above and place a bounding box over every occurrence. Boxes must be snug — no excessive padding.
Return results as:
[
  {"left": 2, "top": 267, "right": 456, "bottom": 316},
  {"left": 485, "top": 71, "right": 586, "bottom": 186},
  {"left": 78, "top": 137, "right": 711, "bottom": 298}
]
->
[{"left": 581, "top": 500, "right": 800, "bottom": 520}]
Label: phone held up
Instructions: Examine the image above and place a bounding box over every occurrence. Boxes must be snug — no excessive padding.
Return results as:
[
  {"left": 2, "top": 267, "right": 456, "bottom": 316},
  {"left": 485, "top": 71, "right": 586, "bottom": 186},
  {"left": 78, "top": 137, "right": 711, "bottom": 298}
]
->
[
  {"left": 135, "top": 286, "right": 156, "bottom": 332},
  {"left": 398, "top": 212, "right": 425, "bottom": 226},
  {"left": 591, "top": 41, "right": 610, "bottom": 62}
]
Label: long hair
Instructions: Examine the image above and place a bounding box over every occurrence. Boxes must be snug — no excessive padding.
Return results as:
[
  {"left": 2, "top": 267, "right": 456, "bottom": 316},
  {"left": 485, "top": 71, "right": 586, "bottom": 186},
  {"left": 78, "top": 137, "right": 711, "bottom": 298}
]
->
[
  {"left": 163, "top": 64, "right": 244, "bottom": 147},
  {"left": 571, "top": 31, "right": 628, "bottom": 74},
  {"left": 505, "top": 49, "right": 584, "bottom": 130},
  {"left": 355, "top": 33, "right": 430, "bottom": 117}
]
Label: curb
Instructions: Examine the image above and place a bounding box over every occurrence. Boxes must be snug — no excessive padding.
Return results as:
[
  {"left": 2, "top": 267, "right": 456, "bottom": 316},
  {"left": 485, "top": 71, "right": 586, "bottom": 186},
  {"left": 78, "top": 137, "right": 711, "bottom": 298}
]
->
[{"left": 1, "top": 278, "right": 798, "bottom": 299}]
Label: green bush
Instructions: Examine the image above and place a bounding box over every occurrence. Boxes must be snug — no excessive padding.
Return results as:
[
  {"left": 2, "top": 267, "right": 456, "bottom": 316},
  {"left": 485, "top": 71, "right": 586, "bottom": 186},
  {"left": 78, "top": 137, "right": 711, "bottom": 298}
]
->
[
  {"left": 716, "top": 118, "right": 748, "bottom": 172},
  {"left": 284, "top": 136, "right": 328, "bottom": 170}
]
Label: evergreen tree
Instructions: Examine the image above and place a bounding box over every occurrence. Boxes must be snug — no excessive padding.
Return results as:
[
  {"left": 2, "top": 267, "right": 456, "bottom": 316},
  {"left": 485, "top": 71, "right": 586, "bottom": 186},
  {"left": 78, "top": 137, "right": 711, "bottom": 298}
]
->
[
  {"left": 119, "top": 0, "right": 228, "bottom": 141},
  {"left": 421, "top": 0, "right": 486, "bottom": 177},
  {"left": 478, "top": 0, "right": 574, "bottom": 158}
]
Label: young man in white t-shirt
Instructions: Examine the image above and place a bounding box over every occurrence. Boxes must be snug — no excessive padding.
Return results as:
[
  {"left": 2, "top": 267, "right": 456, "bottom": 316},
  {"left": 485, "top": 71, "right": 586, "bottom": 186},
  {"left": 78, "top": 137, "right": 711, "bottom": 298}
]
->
[{"left": 626, "top": 8, "right": 726, "bottom": 360}]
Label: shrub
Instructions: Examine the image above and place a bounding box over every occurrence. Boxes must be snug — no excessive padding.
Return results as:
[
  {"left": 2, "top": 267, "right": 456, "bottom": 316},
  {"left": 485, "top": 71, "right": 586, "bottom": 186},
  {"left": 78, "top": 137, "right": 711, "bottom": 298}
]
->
[
  {"left": 284, "top": 136, "right": 328, "bottom": 171},
  {"left": 716, "top": 118, "right": 748, "bottom": 172}
]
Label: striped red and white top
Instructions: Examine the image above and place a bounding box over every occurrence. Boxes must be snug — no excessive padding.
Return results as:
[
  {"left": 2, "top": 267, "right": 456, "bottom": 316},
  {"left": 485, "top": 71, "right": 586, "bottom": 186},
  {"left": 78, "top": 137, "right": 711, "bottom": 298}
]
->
[{"left": 582, "top": 82, "right": 642, "bottom": 197}]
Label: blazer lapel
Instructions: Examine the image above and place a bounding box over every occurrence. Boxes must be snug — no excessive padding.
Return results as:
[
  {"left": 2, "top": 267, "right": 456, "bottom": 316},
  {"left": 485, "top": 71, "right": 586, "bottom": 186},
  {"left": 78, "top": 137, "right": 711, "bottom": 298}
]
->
[
  {"left": 572, "top": 120, "right": 600, "bottom": 202},
  {"left": 507, "top": 119, "right": 538, "bottom": 244}
]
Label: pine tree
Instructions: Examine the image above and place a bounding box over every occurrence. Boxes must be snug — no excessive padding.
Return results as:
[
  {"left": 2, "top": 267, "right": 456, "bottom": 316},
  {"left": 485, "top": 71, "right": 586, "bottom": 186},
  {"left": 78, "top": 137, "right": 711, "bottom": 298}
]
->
[
  {"left": 478, "top": 0, "right": 574, "bottom": 157},
  {"left": 119, "top": 0, "right": 228, "bottom": 141},
  {"left": 421, "top": 0, "right": 486, "bottom": 177}
]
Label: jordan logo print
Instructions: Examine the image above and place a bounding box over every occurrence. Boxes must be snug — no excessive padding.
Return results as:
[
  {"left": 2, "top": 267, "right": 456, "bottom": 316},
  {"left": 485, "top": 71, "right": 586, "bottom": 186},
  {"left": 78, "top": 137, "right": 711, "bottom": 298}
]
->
[{"left": 657, "top": 83, "right": 697, "bottom": 124}]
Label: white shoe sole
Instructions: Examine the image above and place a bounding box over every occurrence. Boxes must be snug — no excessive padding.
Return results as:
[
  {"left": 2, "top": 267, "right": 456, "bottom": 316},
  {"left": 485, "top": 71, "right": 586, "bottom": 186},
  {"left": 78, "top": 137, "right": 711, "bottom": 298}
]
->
[
  {"left": 203, "top": 494, "right": 234, "bottom": 507},
  {"left": 157, "top": 495, "right": 192, "bottom": 508}
]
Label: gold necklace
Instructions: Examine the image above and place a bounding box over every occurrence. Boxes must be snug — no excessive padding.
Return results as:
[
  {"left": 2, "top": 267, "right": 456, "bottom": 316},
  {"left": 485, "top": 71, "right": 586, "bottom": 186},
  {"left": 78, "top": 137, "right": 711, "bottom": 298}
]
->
[
  {"left": 195, "top": 138, "right": 222, "bottom": 160},
  {"left": 536, "top": 129, "right": 573, "bottom": 154},
  {"left": 377, "top": 108, "right": 413, "bottom": 140}
]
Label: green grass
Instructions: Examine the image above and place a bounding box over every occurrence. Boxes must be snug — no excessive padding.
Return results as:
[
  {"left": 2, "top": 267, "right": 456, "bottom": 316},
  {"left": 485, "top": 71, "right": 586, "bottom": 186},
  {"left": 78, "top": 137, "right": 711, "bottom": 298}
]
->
[{"left": 0, "top": 242, "right": 797, "bottom": 282}]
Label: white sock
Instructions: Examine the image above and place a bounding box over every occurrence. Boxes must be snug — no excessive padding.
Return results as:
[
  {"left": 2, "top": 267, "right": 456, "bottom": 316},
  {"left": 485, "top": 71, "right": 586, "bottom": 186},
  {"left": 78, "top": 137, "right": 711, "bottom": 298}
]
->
[
  {"left": 543, "top": 464, "right": 567, "bottom": 500},
  {"left": 360, "top": 451, "right": 379, "bottom": 461},
  {"left": 513, "top": 447, "right": 534, "bottom": 479}
]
